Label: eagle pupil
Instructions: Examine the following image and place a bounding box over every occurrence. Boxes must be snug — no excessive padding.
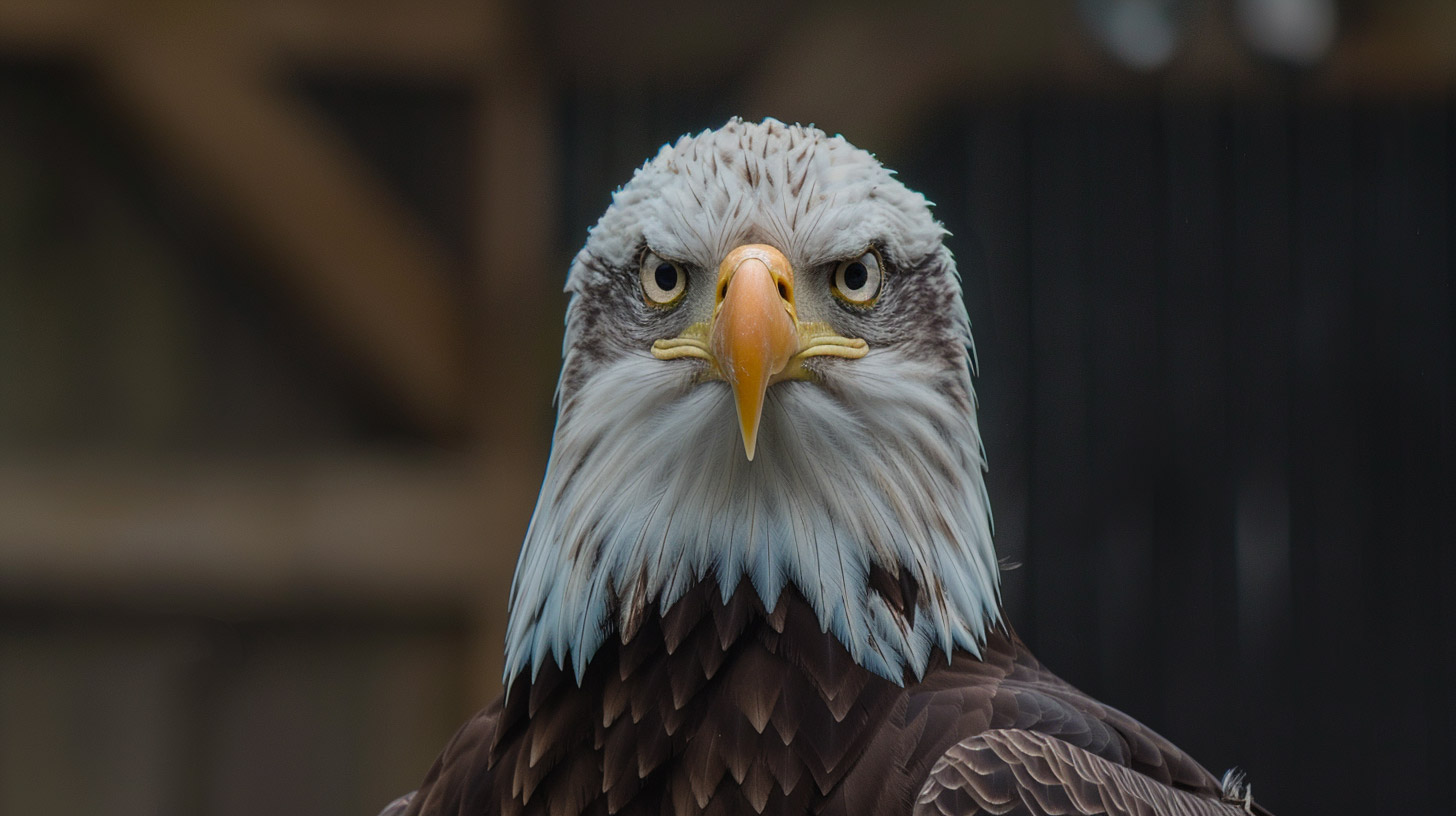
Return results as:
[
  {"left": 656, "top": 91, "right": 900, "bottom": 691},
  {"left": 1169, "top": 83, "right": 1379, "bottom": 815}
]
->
[
  {"left": 844, "top": 262, "right": 868, "bottom": 291},
  {"left": 655, "top": 263, "right": 678, "bottom": 292}
]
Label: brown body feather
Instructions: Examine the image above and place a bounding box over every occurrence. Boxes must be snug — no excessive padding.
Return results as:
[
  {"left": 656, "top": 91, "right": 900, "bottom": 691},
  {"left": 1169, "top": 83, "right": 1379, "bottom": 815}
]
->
[{"left": 393, "top": 579, "right": 1242, "bottom": 816}]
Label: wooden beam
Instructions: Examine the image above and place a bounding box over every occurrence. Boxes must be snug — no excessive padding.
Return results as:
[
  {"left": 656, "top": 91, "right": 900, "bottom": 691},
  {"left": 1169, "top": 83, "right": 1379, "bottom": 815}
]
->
[
  {"left": 0, "top": 454, "right": 536, "bottom": 611},
  {"left": 1321, "top": 0, "right": 1456, "bottom": 92},
  {"left": 0, "top": 0, "right": 100, "bottom": 54},
  {"left": 250, "top": 0, "right": 503, "bottom": 77},
  {"left": 0, "top": 0, "right": 498, "bottom": 74},
  {"left": 89, "top": 8, "right": 466, "bottom": 435},
  {"left": 731, "top": 2, "right": 1081, "bottom": 151},
  {"left": 731, "top": 0, "right": 1456, "bottom": 154}
]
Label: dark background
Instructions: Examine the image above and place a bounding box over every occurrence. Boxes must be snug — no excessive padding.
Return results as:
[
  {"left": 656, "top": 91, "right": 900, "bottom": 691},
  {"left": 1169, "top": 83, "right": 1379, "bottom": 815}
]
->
[{"left": 0, "top": 2, "right": 1450, "bottom": 815}]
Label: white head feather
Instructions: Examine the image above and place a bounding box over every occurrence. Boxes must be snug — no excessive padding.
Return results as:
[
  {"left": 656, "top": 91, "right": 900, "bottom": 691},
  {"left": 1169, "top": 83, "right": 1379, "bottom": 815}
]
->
[{"left": 504, "top": 118, "right": 999, "bottom": 686}]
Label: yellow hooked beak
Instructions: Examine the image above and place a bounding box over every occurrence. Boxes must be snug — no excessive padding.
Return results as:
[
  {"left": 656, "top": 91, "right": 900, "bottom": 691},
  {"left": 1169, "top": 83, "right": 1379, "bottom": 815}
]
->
[
  {"left": 710, "top": 245, "right": 798, "bottom": 461},
  {"left": 650, "top": 244, "right": 868, "bottom": 461}
]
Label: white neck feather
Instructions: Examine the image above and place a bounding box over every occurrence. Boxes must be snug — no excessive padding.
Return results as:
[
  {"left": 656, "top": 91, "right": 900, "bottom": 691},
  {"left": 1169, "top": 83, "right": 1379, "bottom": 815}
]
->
[{"left": 503, "top": 343, "right": 1000, "bottom": 688}]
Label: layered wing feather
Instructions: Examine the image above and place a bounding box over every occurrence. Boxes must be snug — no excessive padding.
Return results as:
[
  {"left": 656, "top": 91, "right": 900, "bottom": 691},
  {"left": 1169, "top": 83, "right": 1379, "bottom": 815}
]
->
[{"left": 915, "top": 730, "right": 1250, "bottom": 816}]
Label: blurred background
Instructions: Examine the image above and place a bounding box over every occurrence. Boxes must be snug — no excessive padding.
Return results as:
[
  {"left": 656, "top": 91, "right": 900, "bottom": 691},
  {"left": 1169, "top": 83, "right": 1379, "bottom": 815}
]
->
[{"left": 0, "top": 1, "right": 1450, "bottom": 814}]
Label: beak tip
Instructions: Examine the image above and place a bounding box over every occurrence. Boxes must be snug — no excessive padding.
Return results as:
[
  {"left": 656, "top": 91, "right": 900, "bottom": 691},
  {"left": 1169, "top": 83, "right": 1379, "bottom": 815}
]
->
[{"left": 738, "top": 414, "right": 759, "bottom": 461}]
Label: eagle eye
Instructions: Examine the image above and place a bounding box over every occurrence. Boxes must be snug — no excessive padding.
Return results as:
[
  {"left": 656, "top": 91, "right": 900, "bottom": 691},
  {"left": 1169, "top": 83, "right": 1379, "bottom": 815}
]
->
[
  {"left": 831, "top": 249, "right": 883, "bottom": 306},
  {"left": 640, "top": 250, "right": 686, "bottom": 306}
]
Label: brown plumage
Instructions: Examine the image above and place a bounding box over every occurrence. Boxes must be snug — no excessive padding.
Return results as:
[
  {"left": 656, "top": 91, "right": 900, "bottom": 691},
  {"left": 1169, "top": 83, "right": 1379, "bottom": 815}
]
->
[{"left": 389, "top": 579, "right": 1253, "bottom": 816}]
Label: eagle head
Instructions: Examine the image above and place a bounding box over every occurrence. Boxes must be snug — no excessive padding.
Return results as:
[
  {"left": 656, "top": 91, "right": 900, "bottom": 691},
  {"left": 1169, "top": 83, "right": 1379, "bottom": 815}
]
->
[{"left": 504, "top": 118, "right": 999, "bottom": 687}]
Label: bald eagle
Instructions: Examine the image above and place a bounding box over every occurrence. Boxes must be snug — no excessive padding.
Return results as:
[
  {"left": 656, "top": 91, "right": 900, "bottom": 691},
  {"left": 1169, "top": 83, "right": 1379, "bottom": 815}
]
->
[{"left": 383, "top": 119, "right": 1272, "bottom": 816}]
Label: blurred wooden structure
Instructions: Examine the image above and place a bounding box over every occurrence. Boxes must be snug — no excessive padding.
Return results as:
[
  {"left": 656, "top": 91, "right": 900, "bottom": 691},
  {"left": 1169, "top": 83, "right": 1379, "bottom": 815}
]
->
[
  {"left": 0, "top": 0, "right": 558, "bottom": 658},
  {"left": 0, "top": 0, "right": 557, "bottom": 812},
  {"left": 0, "top": 1, "right": 1452, "bottom": 815}
]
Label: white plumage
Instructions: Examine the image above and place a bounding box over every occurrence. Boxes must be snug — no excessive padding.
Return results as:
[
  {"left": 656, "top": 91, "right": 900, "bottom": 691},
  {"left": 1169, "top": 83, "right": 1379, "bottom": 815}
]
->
[{"left": 504, "top": 118, "right": 1000, "bottom": 685}]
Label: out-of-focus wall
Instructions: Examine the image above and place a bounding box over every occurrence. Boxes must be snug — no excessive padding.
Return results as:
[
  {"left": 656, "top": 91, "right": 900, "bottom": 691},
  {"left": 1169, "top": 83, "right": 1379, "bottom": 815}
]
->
[{"left": 0, "top": 2, "right": 1452, "bottom": 815}]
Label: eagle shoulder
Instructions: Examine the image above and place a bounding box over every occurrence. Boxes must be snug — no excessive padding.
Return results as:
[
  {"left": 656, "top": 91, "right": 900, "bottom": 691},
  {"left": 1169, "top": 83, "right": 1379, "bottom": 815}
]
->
[
  {"left": 914, "top": 729, "right": 1251, "bottom": 816},
  {"left": 900, "top": 636, "right": 1271, "bottom": 816},
  {"left": 390, "top": 700, "right": 503, "bottom": 816}
]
